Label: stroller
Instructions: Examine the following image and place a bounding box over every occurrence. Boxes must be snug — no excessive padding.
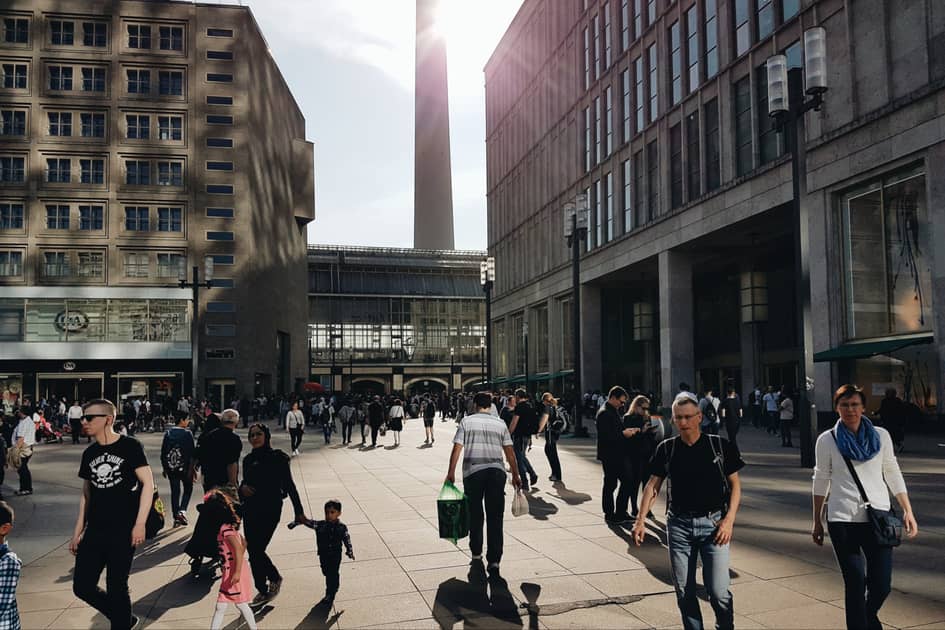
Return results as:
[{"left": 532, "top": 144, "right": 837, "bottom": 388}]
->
[{"left": 35, "top": 418, "right": 63, "bottom": 443}]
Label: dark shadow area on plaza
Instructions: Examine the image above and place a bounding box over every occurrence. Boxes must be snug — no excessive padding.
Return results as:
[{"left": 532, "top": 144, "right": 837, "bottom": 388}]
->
[
  {"left": 432, "top": 561, "right": 521, "bottom": 629},
  {"left": 294, "top": 600, "right": 342, "bottom": 629},
  {"left": 546, "top": 481, "right": 591, "bottom": 506}
]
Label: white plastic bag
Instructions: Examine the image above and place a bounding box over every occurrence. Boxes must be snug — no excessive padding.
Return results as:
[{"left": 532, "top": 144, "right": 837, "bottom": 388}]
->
[{"left": 511, "top": 489, "right": 528, "bottom": 517}]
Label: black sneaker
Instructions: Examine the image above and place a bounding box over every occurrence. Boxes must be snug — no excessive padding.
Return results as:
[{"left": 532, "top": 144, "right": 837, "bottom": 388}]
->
[
  {"left": 130, "top": 615, "right": 141, "bottom": 629},
  {"left": 529, "top": 473, "right": 539, "bottom": 486}
]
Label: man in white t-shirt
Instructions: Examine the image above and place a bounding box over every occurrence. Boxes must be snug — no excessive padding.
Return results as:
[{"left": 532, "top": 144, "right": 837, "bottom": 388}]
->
[
  {"left": 68, "top": 401, "right": 85, "bottom": 444},
  {"left": 446, "top": 392, "right": 520, "bottom": 574},
  {"left": 12, "top": 409, "right": 36, "bottom": 496}
]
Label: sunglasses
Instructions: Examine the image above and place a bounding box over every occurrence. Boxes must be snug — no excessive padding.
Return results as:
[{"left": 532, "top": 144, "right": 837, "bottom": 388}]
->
[{"left": 81, "top": 414, "right": 108, "bottom": 422}]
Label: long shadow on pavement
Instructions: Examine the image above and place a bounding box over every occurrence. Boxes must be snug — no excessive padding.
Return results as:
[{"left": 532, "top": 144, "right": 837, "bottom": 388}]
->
[
  {"left": 135, "top": 570, "right": 216, "bottom": 621},
  {"left": 294, "top": 600, "right": 342, "bottom": 630},
  {"left": 546, "top": 481, "right": 591, "bottom": 506},
  {"left": 524, "top": 492, "right": 558, "bottom": 521},
  {"left": 432, "top": 561, "right": 521, "bottom": 629}
]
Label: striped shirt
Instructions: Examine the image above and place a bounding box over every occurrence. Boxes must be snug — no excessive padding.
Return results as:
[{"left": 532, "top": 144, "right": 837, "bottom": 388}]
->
[{"left": 453, "top": 413, "right": 513, "bottom": 479}]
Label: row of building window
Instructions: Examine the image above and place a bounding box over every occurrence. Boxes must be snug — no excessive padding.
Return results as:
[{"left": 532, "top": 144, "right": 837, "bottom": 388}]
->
[
  {"left": 2, "top": 17, "right": 234, "bottom": 48},
  {"left": 0, "top": 110, "right": 234, "bottom": 145},
  {"left": 0, "top": 156, "right": 236, "bottom": 186},
  {"left": 0, "top": 249, "right": 236, "bottom": 283},
  {"left": 1, "top": 63, "right": 232, "bottom": 94},
  {"left": 0, "top": 202, "right": 235, "bottom": 231}
]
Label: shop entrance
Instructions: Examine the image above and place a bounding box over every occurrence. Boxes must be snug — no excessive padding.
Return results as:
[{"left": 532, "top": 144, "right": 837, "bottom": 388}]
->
[
  {"left": 36, "top": 373, "right": 104, "bottom": 404},
  {"left": 207, "top": 379, "right": 236, "bottom": 412}
]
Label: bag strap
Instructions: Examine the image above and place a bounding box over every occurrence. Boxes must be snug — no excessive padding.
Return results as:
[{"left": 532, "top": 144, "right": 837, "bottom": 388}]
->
[
  {"left": 708, "top": 434, "right": 730, "bottom": 496},
  {"left": 830, "top": 430, "right": 871, "bottom": 506}
]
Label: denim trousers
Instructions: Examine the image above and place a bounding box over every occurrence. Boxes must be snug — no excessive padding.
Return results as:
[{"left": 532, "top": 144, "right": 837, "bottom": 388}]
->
[
  {"left": 828, "top": 521, "right": 893, "bottom": 630},
  {"left": 667, "top": 511, "right": 734, "bottom": 630},
  {"left": 167, "top": 471, "right": 193, "bottom": 516},
  {"left": 512, "top": 436, "right": 536, "bottom": 485},
  {"left": 463, "top": 467, "right": 507, "bottom": 564}
]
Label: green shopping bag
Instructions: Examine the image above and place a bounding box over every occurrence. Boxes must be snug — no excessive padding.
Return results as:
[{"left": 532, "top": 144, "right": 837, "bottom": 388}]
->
[{"left": 437, "top": 481, "right": 469, "bottom": 543}]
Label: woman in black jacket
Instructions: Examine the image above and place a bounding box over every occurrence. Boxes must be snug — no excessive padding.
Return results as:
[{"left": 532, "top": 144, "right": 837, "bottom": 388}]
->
[
  {"left": 622, "top": 395, "right": 658, "bottom": 519},
  {"left": 239, "top": 423, "right": 308, "bottom": 604}
]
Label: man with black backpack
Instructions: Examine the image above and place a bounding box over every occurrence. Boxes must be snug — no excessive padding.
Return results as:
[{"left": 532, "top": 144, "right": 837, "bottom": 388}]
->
[
  {"left": 161, "top": 414, "right": 195, "bottom": 526},
  {"left": 508, "top": 389, "right": 539, "bottom": 491},
  {"left": 632, "top": 391, "right": 744, "bottom": 630}
]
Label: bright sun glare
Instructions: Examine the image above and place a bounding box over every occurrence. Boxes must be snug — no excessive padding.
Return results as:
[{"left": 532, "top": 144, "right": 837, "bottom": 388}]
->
[{"left": 433, "top": 0, "right": 520, "bottom": 74}]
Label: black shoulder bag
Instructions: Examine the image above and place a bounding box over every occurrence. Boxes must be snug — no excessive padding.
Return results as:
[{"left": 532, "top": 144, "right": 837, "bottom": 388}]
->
[{"left": 830, "top": 431, "right": 902, "bottom": 547}]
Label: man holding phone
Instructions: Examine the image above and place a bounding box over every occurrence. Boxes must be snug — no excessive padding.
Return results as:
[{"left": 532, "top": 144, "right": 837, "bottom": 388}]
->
[{"left": 631, "top": 391, "right": 744, "bottom": 630}]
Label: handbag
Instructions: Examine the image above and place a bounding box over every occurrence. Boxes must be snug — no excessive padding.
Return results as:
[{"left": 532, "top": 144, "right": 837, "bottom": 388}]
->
[
  {"left": 511, "top": 489, "right": 528, "bottom": 517},
  {"left": 830, "top": 431, "right": 902, "bottom": 547},
  {"left": 145, "top": 489, "right": 166, "bottom": 539}
]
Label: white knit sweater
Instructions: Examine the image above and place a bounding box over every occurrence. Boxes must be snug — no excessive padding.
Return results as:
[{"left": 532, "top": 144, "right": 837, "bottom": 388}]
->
[{"left": 812, "top": 421, "right": 907, "bottom": 523}]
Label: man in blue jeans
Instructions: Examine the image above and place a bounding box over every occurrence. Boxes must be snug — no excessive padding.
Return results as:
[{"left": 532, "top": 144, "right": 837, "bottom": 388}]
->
[
  {"left": 508, "top": 389, "right": 539, "bottom": 491},
  {"left": 446, "top": 392, "right": 521, "bottom": 574},
  {"left": 632, "top": 391, "right": 745, "bottom": 630}
]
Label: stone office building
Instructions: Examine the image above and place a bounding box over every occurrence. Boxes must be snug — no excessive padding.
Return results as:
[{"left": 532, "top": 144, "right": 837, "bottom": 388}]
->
[
  {"left": 485, "top": 0, "right": 944, "bottom": 420},
  {"left": 0, "top": 0, "right": 314, "bottom": 412},
  {"left": 308, "top": 246, "right": 487, "bottom": 396}
]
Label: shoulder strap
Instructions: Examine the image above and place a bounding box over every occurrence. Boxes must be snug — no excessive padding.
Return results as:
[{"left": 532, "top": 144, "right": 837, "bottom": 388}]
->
[
  {"left": 830, "top": 430, "right": 870, "bottom": 505},
  {"left": 708, "top": 434, "right": 730, "bottom": 495}
]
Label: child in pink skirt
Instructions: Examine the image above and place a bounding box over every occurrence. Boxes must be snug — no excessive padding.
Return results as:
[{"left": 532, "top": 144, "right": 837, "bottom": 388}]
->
[{"left": 205, "top": 489, "right": 256, "bottom": 630}]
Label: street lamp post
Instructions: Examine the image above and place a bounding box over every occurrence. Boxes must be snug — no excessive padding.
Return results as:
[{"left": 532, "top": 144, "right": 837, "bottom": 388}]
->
[
  {"left": 178, "top": 257, "right": 213, "bottom": 400},
  {"left": 480, "top": 257, "right": 495, "bottom": 390},
  {"left": 479, "top": 337, "right": 485, "bottom": 390},
  {"left": 522, "top": 321, "right": 529, "bottom": 397},
  {"left": 564, "top": 195, "right": 590, "bottom": 437},
  {"left": 766, "top": 26, "right": 828, "bottom": 468},
  {"left": 449, "top": 347, "right": 455, "bottom": 396}
]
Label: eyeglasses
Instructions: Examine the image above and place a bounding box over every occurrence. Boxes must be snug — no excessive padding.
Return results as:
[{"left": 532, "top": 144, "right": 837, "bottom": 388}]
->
[
  {"left": 641, "top": 406, "right": 650, "bottom": 411},
  {"left": 81, "top": 414, "right": 108, "bottom": 422}
]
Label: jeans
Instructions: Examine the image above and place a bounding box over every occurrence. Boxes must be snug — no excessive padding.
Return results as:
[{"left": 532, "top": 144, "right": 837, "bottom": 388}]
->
[
  {"left": 245, "top": 505, "right": 282, "bottom": 594},
  {"left": 512, "top": 436, "right": 536, "bottom": 487},
  {"left": 342, "top": 422, "right": 354, "bottom": 443},
  {"left": 544, "top": 432, "right": 562, "bottom": 480},
  {"left": 360, "top": 423, "right": 368, "bottom": 443},
  {"left": 463, "top": 468, "right": 507, "bottom": 564},
  {"left": 828, "top": 521, "right": 893, "bottom": 630},
  {"left": 322, "top": 422, "right": 332, "bottom": 443},
  {"left": 289, "top": 427, "right": 303, "bottom": 451},
  {"left": 667, "top": 511, "right": 734, "bottom": 630},
  {"left": 73, "top": 534, "right": 136, "bottom": 629},
  {"left": 320, "top": 551, "right": 342, "bottom": 596},
  {"left": 766, "top": 411, "right": 779, "bottom": 433},
  {"left": 167, "top": 472, "right": 193, "bottom": 516},
  {"left": 17, "top": 454, "right": 32, "bottom": 492},
  {"left": 601, "top": 458, "right": 632, "bottom": 518},
  {"left": 780, "top": 418, "right": 794, "bottom": 446}
]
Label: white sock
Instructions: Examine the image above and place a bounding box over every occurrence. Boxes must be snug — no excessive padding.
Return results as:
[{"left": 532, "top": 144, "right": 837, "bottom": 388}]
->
[
  {"left": 235, "top": 602, "right": 257, "bottom": 629},
  {"left": 210, "top": 602, "right": 228, "bottom": 630}
]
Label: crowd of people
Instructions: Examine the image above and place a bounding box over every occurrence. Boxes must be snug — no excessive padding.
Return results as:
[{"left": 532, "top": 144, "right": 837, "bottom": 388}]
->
[{"left": 0, "top": 380, "right": 924, "bottom": 630}]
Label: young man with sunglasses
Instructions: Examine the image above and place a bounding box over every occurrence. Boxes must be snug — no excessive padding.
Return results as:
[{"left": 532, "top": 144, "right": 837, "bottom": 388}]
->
[
  {"left": 70, "top": 398, "right": 155, "bottom": 630},
  {"left": 632, "top": 391, "right": 744, "bottom": 630}
]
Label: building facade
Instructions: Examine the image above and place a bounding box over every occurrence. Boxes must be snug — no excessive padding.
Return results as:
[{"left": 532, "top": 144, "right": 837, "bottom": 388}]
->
[
  {"left": 485, "top": 0, "right": 944, "bottom": 420},
  {"left": 0, "top": 0, "right": 314, "bottom": 412},
  {"left": 308, "top": 246, "right": 486, "bottom": 396}
]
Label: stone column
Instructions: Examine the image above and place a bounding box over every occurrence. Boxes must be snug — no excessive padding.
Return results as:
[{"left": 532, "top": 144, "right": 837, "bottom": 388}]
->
[
  {"left": 925, "top": 144, "right": 945, "bottom": 415},
  {"left": 659, "top": 250, "right": 695, "bottom": 407},
  {"left": 581, "top": 285, "right": 603, "bottom": 393}
]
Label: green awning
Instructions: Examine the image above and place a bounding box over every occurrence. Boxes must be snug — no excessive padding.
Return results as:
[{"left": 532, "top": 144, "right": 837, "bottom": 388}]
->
[{"left": 813, "top": 333, "right": 934, "bottom": 363}]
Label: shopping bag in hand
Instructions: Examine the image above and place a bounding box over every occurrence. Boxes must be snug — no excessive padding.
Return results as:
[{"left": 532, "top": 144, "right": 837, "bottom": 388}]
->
[
  {"left": 437, "top": 481, "right": 469, "bottom": 543},
  {"left": 511, "top": 489, "right": 528, "bottom": 517}
]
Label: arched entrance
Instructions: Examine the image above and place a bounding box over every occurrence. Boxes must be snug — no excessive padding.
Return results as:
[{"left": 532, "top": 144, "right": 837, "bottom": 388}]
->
[
  {"left": 404, "top": 377, "right": 447, "bottom": 398},
  {"left": 350, "top": 378, "right": 387, "bottom": 397}
]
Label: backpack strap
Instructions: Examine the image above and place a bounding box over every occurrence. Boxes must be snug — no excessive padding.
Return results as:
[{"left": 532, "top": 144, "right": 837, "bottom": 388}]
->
[
  {"left": 664, "top": 437, "right": 677, "bottom": 515},
  {"left": 708, "top": 434, "right": 731, "bottom": 509}
]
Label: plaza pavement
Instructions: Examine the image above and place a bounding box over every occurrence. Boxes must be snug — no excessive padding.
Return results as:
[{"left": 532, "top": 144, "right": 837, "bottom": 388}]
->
[{"left": 7, "top": 417, "right": 945, "bottom": 629}]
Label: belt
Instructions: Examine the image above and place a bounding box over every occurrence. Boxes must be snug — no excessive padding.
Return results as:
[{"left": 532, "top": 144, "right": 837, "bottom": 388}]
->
[{"left": 668, "top": 509, "right": 724, "bottom": 519}]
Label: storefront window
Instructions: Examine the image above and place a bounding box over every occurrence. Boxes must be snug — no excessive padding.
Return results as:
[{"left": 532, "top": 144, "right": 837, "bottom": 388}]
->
[
  {"left": 852, "top": 344, "right": 938, "bottom": 415},
  {"left": 25, "top": 300, "right": 67, "bottom": 342},
  {"left": 843, "top": 170, "right": 932, "bottom": 339},
  {"left": 1, "top": 375, "right": 22, "bottom": 414}
]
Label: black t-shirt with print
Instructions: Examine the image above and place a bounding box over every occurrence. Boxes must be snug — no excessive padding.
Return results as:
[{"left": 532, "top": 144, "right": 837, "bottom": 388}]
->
[
  {"left": 198, "top": 427, "right": 242, "bottom": 489},
  {"left": 78, "top": 436, "right": 149, "bottom": 536},
  {"left": 647, "top": 434, "right": 744, "bottom": 514}
]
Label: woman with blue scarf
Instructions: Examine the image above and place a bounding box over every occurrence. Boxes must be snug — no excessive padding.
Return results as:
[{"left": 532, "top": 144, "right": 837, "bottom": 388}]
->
[{"left": 811, "top": 384, "right": 919, "bottom": 629}]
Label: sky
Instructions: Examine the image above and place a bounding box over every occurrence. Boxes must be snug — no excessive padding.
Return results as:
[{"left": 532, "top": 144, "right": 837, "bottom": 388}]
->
[{"left": 243, "top": 0, "right": 524, "bottom": 251}]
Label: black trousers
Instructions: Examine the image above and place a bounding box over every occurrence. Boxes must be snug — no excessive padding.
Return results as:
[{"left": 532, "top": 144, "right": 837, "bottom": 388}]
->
[
  {"left": 601, "top": 458, "right": 632, "bottom": 518},
  {"left": 244, "top": 505, "right": 282, "bottom": 594},
  {"left": 544, "top": 432, "right": 562, "bottom": 480},
  {"left": 464, "top": 467, "right": 507, "bottom": 564},
  {"left": 625, "top": 453, "right": 649, "bottom": 515},
  {"left": 167, "top": 472, "right": 193, "bottom": 516},
  {"left": 725, "top": 421, "right": 740, "bottom": 452},
  {"left": 342, "top": 422, "right": 354, "bottom": 443},
  {"left": 73, "top": 534, "right": 135, "bottom": 630},
  {"left": 289, "top": 427, "right": 303, "bottom": 451},
  {"left": 320, "top": 551, "right": 342, "bottom": 596},
  {"left": 71, "top": 420, "right": 82, "bottom": 444},
  {"left": 370, "top": 423, "right": 380, "bottom": 446},
  {"left": 828, "top": 521, "right": 893, "bottom": 630},
  {"left": 780, "top": 418, "right": 794, "bottom": 446},
  {"left": 18, "top": 454, "right": 32, "bottom": 492}
]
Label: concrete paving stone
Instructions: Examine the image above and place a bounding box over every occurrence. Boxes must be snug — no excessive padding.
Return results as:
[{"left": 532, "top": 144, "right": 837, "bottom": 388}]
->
[
  {"left": 905, "top": 623, "right": 945, "bottom": 629},
  {"left": 540, "top": 542, "right": 642, "bottom": 574},
  {"left": 772, "top": 571, "right": 846, "bottom": 603},
  {"left": 377, "top": 518, "right": 437, "bottom": 533},
  {"left": 728, "top": 544, "right": 828, "bottom": 580},
  {"left": 17, "top": 609, "right": 61, "bottom": 629},
  {"left": 503, "top": 574, "right": 607, "bottom": 606},
  {"left": 508, "top": 526, "right": 581, "bottom": 545},
  {"left": 621, "top": 591, "right": 718, "bottom": 628},
  {"left": 407, "top": 564, "right": 488, "bottom": 592},
  {"left": 729, "top": 580, "right": 821, "bottom": 615},
  {"left": 747, "top": 601, "right": 848, "bottom": 629},
  {"left": 45, "top": 604, "right": 111, "bottom": 629},
  {"left": 336, "top": 568, "right": 416, "bottom": 602},
  {"left": 876, "top": 591, "right": 945, "bottom": 629},
  {"left": 326, "top": 591, "right": 431, "bottom": 628},
  {"left": 472, "top": 557, "right": 569, "bottom": 582},
  {"left": 396, "top": 550, "right": 472, "bottom": 572},
  {"left": 357, "top": 618, "right": 442, "bottom": 630},
  {"left": 564, "top": 523, "right": 631, "bottom": 539},
  {"left": 581, "top": 569, "right": 678, "bottom": 598},
  {"left": 385, "top": 535, "right": 460, "bottom": 558},
  {"left": 542, "top": 512, "right": 605, "bottom": 528},
  {"left": 16, "top": 589, "right": 78, "bottom": 613},
  {"left": 538, "top": 602, "right": 652, "bottom": 629}
]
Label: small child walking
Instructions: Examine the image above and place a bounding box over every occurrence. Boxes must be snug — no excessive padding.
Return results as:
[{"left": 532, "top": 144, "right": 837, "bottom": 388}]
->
[
  {"left": 204, "top": 490, "right": 256, "bottom": 630},
  {"left": 0, "top": 501, "right": 21, "bottom": 630},
  {"left": 293, "top": 499, "right": 354, "bottom": 606}
]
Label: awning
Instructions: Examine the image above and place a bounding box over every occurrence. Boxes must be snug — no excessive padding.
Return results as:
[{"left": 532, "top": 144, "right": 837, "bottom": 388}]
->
[{"left": 813, "top": 333, "right": 934, "bottom": 363}]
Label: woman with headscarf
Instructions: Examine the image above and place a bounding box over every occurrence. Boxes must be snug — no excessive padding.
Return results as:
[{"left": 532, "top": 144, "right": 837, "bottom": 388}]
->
[{"left": 239, "top": 423, "right": 308, "bottom": 604}]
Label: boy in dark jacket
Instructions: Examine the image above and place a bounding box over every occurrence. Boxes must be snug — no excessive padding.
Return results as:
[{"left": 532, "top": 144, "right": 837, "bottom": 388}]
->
[{"left": 294, "top": 499, "right": 354, "bottom": 606}]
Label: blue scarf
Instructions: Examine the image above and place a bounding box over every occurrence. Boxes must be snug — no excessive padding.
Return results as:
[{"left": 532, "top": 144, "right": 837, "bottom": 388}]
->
[{"left": 834, "top": 416, "right": 881, "bottom": 461}]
